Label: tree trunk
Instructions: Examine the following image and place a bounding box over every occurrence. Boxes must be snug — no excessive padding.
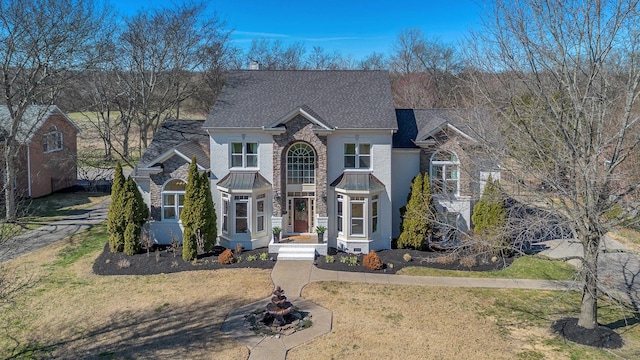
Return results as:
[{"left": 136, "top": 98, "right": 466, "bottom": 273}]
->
[
  {"left": 4, "top": 141, "right": 17, "bottom": 222},
  {"left": 578, "top": 236, "right": 599, "bottom": 329}
]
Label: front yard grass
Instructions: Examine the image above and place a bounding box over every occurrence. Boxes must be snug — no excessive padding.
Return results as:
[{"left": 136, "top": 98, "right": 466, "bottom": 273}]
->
[
  {"left": 1, "top": 224, "right": 638, "bottom": 359},
  {"left": 397, "top": 256, "right": 578, "bottom": 280}
]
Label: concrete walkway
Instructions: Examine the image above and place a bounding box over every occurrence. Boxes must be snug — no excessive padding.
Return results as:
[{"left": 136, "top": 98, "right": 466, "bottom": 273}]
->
[{"left": 0, "top": 198, "right": 110, "bottom": 263}]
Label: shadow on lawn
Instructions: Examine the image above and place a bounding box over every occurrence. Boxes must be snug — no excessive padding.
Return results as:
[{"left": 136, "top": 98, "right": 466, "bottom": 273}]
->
[{"left": 6, "top": 296, "right": 256, "bottom": 359}]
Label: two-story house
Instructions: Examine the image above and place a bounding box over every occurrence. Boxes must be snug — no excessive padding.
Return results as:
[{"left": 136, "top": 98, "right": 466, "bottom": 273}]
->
[{"left": 134, "top": 70, "right": 498, "bottom": 255}]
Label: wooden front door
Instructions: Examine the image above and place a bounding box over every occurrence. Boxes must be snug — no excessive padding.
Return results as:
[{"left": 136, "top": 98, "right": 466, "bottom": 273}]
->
[{"left": 293, "top": 198, "right": 309, "bottom": 233}]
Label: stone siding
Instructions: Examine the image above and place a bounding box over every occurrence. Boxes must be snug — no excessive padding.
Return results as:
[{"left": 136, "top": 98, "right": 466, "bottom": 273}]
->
[
  {"left": 149, "top": 156, "right": 191, "bottom": 221},
  {"left": 272, "top": 115, "right": 328, "bottom": 217}
]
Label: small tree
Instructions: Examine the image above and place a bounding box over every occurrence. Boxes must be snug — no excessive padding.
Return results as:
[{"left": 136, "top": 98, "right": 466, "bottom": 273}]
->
[
  {"left": 199, "top": 171, "right": 217, "bottom": 252},
  {"left": 472, "top": 176, "right": 507, "bottom": 254},
  {"left": 107, "top": 162, "right": 126, "bottom": 252},
  {"left": 181, "top": 159, "right": 200, "bottom": 261},
  {"left": 121, "top": 177, "right": 148, "bottom": 255},
  {"left": 398, "top": 173, "right": 437, "bottom": 249}
]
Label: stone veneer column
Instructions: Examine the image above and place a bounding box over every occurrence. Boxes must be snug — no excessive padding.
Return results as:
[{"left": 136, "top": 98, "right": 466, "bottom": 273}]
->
[{"left": 272, "top": 115, "right": 327, "bottom": 217}]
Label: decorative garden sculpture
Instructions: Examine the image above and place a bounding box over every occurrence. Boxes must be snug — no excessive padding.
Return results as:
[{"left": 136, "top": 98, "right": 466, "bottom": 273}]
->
[{"left": 265, "top": 286, "right": 293, "bottom": 326}]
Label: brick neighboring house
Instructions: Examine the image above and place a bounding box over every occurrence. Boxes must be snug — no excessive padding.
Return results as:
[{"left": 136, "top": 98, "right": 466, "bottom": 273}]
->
[{"left": 0, "top": 105, "right": 80, "bottom": 198}]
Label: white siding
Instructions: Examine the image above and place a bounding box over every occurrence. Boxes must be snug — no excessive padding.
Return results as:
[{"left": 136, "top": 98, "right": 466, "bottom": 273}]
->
[{"left": 391, "top": 149, "right": 420, "bottom": 239}]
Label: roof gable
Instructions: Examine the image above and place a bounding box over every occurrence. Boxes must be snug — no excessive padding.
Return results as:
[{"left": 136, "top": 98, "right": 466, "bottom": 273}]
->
[
  {"left": 394, "top": 109, "right": 477, "bottom": 148},
  {"left": 0, "top": 105, "right": 80, "bottom": 143},
  {"left": 205, "top": 70, "right": 397, "bottom": 130}
]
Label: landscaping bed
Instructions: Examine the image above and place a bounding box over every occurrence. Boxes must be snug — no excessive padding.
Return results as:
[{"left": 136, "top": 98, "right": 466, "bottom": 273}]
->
[
  {"left": 93, "top": 243, "right": 277, "bottom": 275},
  {"left": 314, "top": 248, "right": 514, "bottom": 274}
]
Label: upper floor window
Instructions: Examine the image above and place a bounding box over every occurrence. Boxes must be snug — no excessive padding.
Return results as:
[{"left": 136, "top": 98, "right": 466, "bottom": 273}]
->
[
  {"left": 162, "top": 179, "right": 186, "bottom": 220},
  {"left": 430, "top": 151, "right": 459, "bottom": 195},
  {"left": 287, "top": 142, "right": 315, "bottom": 184},
  {"left": 43, "top": 126, "right": 63, "bottom": 153},
  {"left": 231, "top": 142, "right": 258, "bottom": 168},
  {"left": 344, "top": 143, "right": 370, "bottom": 169}
]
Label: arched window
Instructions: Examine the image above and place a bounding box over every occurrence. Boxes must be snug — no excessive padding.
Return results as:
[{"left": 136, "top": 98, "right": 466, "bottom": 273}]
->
[
  {"left": 430, "top": 151, "right": 459, "bottom": 195},
  {"left": 162, "top": 179, "right": 186, "bottom": 220},
  {"left": 287, "top": 143, "right": 315, "bottom": 184}
]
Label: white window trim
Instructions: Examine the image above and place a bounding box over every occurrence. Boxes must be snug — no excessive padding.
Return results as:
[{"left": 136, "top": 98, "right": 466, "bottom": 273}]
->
[
  {"left": 230, "top": 142, "right": 258, "bottom": 169},
  {"left": 350, "top": 197, "right": 366, "bottom": 237},
  {"left": 344, "top": 142, "right": 371, "bottom": 169},
  {"left": 430, "top": 151, "right": 460, "bottom": 196},
  {"left": 222, "top": 193, "right": 230, "bottom": 234},
  {"left": 161, "top": 179, "right": 186, "bottom": 222},
  {"left": 234, "top": 195, "right": 249, "bottom": 234},
  {"left": 335, "top": 192, "right": 382, "bottom": 239},
  {"left": 256, "top": 194, "right": 266, "bottom": 233},
  {"left": 43, "top": 126, "right": 63, "bottom": 153},
  {"left": 286, "top": 142, "right": 316, "bottom": 185}
]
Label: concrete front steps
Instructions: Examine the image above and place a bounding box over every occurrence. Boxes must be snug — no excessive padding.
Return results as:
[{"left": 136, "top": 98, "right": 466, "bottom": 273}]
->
[{"left": 275, "top": 246, "right": 316, "bottom": 261}]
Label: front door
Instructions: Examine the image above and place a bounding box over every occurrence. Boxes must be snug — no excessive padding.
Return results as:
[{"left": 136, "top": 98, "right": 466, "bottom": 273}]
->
[{"left": 293, "top": 198, "right": 308, "bottom": 233}]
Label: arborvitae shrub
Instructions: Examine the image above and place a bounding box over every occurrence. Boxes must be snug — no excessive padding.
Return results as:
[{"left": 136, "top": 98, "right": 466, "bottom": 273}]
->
[
  {"left": 363, "top": 251, "right": 383, "bottom": 270},
  {"left": 398, "top": 173, "right": 437, "bottom": 249},
  {"left": 218, "top": 249, "right": 234, "bottom": 265},
  {"left": 182, "top": 228, "right": 197, "bottom": 261},
  {"left": 107, "top": 161, "right": 126, "bottom": 252},
  {"left": 123, "top": 222, "right": 140, "bottom": 255}
]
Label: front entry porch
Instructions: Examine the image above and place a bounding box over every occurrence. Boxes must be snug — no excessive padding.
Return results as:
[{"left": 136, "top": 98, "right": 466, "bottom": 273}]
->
[{"left": 269, "top": 234, "right": 328, "bottom": 259}]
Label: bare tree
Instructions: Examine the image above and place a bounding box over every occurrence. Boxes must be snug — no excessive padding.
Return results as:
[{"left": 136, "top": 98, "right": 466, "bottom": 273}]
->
[
  {"left": 0, "top": 0, "right": 109, "bottom": 221},
  {"left": 118, "top": 2, "right": 230, "bottom": 151},
  {"left": 466, "top": 0, "right": 640, "bottom": 329}
]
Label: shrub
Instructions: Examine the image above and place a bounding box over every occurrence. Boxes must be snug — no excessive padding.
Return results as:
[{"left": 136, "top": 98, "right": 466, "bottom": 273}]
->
[
  {"left": 246, "top": 254, "right": 258, "bottom": 261},
  {"left": 259, "top": 252, "right": 269, "bottom": 261},
  {"left": 347, "top": 256, "right": 358, "bottom": 266},
  {"left": 363, "top": 251, "right": 383, "bottom": 270},
  {"left": 403, "top": 253, "right": 412, "bottom": 262},
  {"left": 460, "top": 255, "right": 478, "bottom": 268},
  {"left": 218, "top": 249, "right": 234, "bottom": 265},
  {"left": 107, "top": 162, "right": 126, "bottom": 252},
  {"left": 123, "top": 222, "right": 140, "bottom": 255},
  {"left": 434, "top": 254, "right": 456, "bottom": 265},
  {"left": 117, "top": 259, "right": 131, "bottom": 269},
  {"left": 325, "top": 255, "right": 335, "bottom": 263},
  {"left": 398, "top": 173, "right": 437, "bottom": 249}
]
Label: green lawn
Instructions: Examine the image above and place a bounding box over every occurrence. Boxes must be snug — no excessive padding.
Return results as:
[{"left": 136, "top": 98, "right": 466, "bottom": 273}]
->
[{"left": 398, "top": 256, "right": 578, "bottom": 280}]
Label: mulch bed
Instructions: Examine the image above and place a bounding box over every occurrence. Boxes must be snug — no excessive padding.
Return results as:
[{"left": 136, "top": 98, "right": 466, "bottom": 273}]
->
[
  {"left": 92, "top": 244, "right": 277, "bottom": 276},
  {"left": 552, "top": 318, "right": 624, "bottom": 349},
  {"left": 314, "top": 248, "right": 514, "bottom": 274}
]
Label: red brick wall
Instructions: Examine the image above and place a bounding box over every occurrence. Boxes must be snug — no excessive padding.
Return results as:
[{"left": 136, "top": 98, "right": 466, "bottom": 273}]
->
[{"left": 27, "top": 114, "right": 78, "bottom": 198}]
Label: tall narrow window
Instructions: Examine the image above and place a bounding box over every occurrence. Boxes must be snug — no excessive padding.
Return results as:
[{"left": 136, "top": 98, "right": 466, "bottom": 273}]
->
[
  {"left": 256, "top": 194, "right": 265, "bottom": 233},
  {"left": 231, "top": 142, "right": 258, "bottom": 168},
  {"left": 371, "top": 195, "right": 379, "bottom": 233},
  {"left": 337, "top": 195, "right": 343, "bottom": 233},
  {"left": 430, "top": 151, "right": 460, "bottom": 195},
  {"left": 350, "top": 197, "right": 365, "bottom": 235},
  {"left": 222, "top": 193, "right": 229, "bottom": 233},
  {"left": 162, "top": 179, "right": 186, "bottom": 220},
  {"left": 287, "top": 143, "right": 315, "bottom": 184},
  {"left": 43, "top": 126, "right": 63, "bottom": 153},
  {"left": 344, "top": 143, "right": 370, "bottom": 169},
  {"left": 235, "top": 195, "right": 248, "bottom": 233}
]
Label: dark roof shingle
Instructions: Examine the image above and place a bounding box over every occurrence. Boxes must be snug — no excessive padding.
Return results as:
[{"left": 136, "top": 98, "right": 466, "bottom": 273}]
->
[
  {"left": 204, "top": 70, "right": 397, "bottom": 130},
  {"left": 136, "top": 120, "right": 208, "bottom": 170}
]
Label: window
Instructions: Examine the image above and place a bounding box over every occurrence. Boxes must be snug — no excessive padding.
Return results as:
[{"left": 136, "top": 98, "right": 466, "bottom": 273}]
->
[
  {"left": 222, "top": 193, "right": 229, "bottom": 233},
  {"left": 430, "top": 151, "right": 459, "bottom": 195},
  {"left": 371, "top": 195, "right": 379, "bottom": 233},
  {"left": 287, "top": 143, "right": 315, "bottom": 184},
  {"left": 43, "top": 126, "right": 63, "bottom": 153},
  {"left": 231, "top": 142, "right": 258, "bottom": 168},
  {"left": 337, "top": 195, "right": 343, "bottom": 233},
  {"left": 235, "top": 195, "right": 249, "bottom": 233},
  {"left": 256, "top": 194, "right": 265, "bottom": 233},
  {"left": 350, "top": 197, "right": 365, "bottom": 236},
  {"left": 344, "top": 143, "right": 370, "bottom": 169},
  {"left": 162, "top": 179, "right": 186, "bottom": 220}
]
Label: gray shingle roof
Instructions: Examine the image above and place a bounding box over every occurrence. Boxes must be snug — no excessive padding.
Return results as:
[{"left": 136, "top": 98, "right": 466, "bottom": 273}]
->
[
  {"left": 204, "top": 70, "right": 397, "bottom": 130},
  {"left": 393, "top": 109, "right": 476, "bottom": 148},
  {"left": 330, "top": 172, "right": 385, "bottom": 192},
  {"left": 217, "top": 171, "right": 272, "bottom": 191},
  {"left": 136, "top": 120, "right": 209, "bottom": 170},
  {"left": 0, "top": 105, "right": 78, "bottom": 143}
]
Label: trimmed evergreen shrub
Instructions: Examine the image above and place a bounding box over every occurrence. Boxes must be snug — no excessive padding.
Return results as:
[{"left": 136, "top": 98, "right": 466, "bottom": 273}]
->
[
  {"left": 180, "top": 158, "right": 217, "bottom": 259},
  {"left": 123, "top": 222, "right": 140, "bottom": 255},
  {"left": 397, "top": 173, "right": 437, "bottom": 249},
  {"left": 472, "top": 176, "right": 508, "bottom": 254},
  {"left": 218, "top": 249, "right": 234, "bottom": 265},
  {"left": 107, "top": 162, "right": 126, "bottom": 252},
  {"left": 363, "top": 250, "right": 383, "bottom": 270}
]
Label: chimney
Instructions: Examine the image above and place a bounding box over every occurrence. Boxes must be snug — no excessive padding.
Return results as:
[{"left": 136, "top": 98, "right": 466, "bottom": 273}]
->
[{"left": 249, "top": 60, "right": 261, "bottom": 70}]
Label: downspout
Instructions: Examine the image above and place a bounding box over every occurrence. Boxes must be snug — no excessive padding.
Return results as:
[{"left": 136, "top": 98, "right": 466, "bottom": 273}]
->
[{"left": 27, "top": 145, "right": 32, "bottom": 197}]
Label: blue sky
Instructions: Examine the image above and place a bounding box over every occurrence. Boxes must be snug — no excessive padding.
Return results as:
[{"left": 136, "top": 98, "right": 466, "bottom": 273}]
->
[{"left": 110, "top": 0, "right": 484, "bottom": 59}]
